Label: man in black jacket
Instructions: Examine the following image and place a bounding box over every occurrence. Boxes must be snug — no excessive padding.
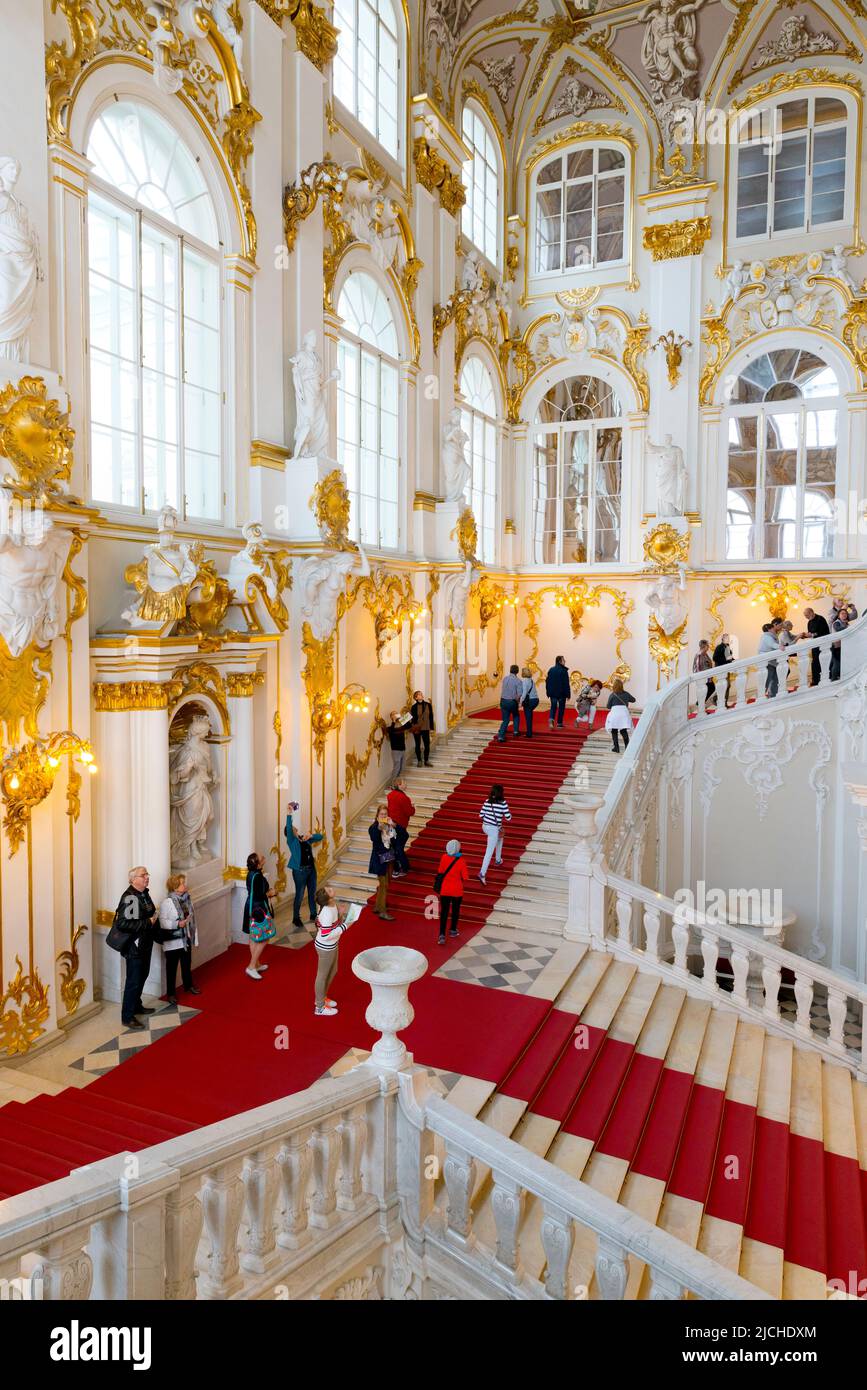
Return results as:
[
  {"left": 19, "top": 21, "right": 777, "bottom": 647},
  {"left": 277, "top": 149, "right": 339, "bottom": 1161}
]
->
[
  {"left": 802, "top": 607, "right": 829, "bottom": 687},
  {"left": 545, "top": 655, "right": 571, "bottom": 728},
  {"left": 409, "top": 691, "right": 434, "bottom": 766},
  {"left": 115, "top": 866, "right": 158, "bottom": 1029}
]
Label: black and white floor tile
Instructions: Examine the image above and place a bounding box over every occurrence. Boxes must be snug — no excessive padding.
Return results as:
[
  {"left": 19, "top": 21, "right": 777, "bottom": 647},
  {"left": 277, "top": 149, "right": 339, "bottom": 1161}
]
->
[
  {"left": 69, "top": 1003, "right": 200, "bottom": 1077},
  {"left": 433, "top": 932, "right": 558, "bottom": 994}
]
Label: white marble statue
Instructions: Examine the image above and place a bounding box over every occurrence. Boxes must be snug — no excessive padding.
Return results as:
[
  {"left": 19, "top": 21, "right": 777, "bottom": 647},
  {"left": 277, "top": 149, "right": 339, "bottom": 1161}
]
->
[
  {"left": 297, "top": 543, "right": 369, "bottom": 643},
  {"left": 228, "top": 520, "right": 274, "bottom": 596},
  {"left": 647, "top": 434, "right": 686, "bottom": 516},
  {"left": 0, "top": 158, "right": 41, "bottom": 362},
  {"left": 444, "top": 560, "right": 475, "bottom": 632},
  {"left": 724, "top": 259, "right": 750, "bottom": 303},
  {"left": 442, "top": 407, "right": 471, "bottom": 507},
  {"left": 290, "top": 331, "right": 339, "bottom": 459},
  {"left": 122, "top": 504, "right": 199, "bottom": 629},
  {"left": 346, "top": 174, "right": 401, "bottom": 273},
  {"left": 640, "top": 0, "right": 703, "bottom": 102},
  {"left": 169, "top": 712, "right": 216, "bottom": 867},
  {"left": 0, "top": 489, "right": 70, "bottom": 656},
  {"left": 645, "top": 566, "right": 687, "bottom": 635},
  {"left": 824, "top": 244, "right": 856, "bottom": 294}
]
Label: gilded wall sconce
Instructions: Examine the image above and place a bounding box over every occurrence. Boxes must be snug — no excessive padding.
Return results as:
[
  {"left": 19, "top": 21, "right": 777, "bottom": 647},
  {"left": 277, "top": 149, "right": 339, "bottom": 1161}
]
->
[{"left": 652, "top": 330, "right": 692, "bottom": 388}]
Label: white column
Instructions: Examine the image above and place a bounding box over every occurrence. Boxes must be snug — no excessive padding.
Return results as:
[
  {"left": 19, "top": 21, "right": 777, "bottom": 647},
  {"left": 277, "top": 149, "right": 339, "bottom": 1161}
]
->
[{"left": 226, "top": 689, "right": 256, "bottom": 874}]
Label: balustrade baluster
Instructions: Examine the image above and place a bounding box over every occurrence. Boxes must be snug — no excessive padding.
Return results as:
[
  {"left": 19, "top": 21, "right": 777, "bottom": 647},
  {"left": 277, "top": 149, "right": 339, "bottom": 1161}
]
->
[
  {"left": 241, "top": 1147, "right": 280, "bottom": 1274},
  {"left": 671, "top": 909, "right": 690, "bottom": 976},
  {"left": 700, "top": 933, "right": 719, "bottom": 991},
  {"left": 615, "top": 892, "right": 633, "bottom": 948},
  {"left": 827, "top": 988, "right": 848, "bottom": 1057},
  {"left": 734, "top": 669, "right": 747, "bottom": 709},
  {"left": 731, "top": 946, "right": 749, "bottom": 1004},
  {"left": 31, "top": 1231, "right": 92, "bottom": 1300},
  {"left": 695, "top": 679, "right": 708, "bottom": 719},
  {"left": 595, "top": 1237, "right": 628, "bottom": 1300},
  {"left": 649, "top": 1268, "right": 685, "bottom": 1300},
  {"left": 165, "top": 1176, "right": 204, "bottom": 1300},
  {"left": 200, "top": 1161, "right": 246, "bottom": 1299},
  {"left": 337, "top": 1103, "right": 369, "bottom": 1212},
  {"left": 643, "top": 905, "right": 661, "bottom": 962},
  {"left": 761, "top": 960, "right": 782, "bottom": 1022},
  {"left": 442, "top": 1142, "right": 477, "bottom": 1241},
  {"left": 819, "top": 646, "right": 832, "bottom": 682},
  {"left": 309, "top": 1117, "right": 342, "bottom": 1228},
  {"left": 490, "top": 1171, "right": 527, "bottom": 1275},
  {"left": 793, "top": 971, "right": 814, "bottom": 1039},
  {"left": 796, "top": 649, "right": 809, "bottom": 692},
  {"left": 540, "top": 1203, "right": 575, "bottom": 1300},
  {"left": 276, "top": 1127, "right": 313, "bottom": 1250}
]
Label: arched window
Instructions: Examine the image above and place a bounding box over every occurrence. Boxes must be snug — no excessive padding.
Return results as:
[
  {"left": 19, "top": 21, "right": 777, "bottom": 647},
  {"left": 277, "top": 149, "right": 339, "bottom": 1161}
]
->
[
  {"left": 533, "top": 145, "right": 626, "bottom": 274},
  {"left": 533, "top": 376, "right": 623, "bottom": 564},
  {"left": 462, "top": 105, "right": 499, "bottom": 265},
  {"left": 86, "top": 101, "right": 222, "bottom": 520},
  {"left": 734, "top": 94, "right": 850, "bottom": 241},
  {"left": 333, "top": 0, "right": 400, "bottom": 161},
  {"left": 459, "top": 357, "right": 498, "bottom": 563},
  {"left": 336, "top": 272, "right": 400, "bottom": 548},
  {"left": 725, "top": 348, "right": 839, "bottom": 560}
]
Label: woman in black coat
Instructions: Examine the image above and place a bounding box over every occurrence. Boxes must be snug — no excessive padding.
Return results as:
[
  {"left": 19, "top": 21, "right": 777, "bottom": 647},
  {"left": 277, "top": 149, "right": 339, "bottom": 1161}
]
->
[
  {"left": 368, "top": 804, "right": 396, "bottom": 921},
  {"left": 243, "top": 851, "right": 276, "bottom": 980}
]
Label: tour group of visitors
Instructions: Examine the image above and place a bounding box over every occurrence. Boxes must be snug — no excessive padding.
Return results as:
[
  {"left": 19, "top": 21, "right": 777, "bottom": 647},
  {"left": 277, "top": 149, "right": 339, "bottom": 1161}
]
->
[
  {"left": 691, "top": 597, "right": 859, "bottom": 708},
  {"left": 497, "top": 655, "right": 636, "bottom": 753}
]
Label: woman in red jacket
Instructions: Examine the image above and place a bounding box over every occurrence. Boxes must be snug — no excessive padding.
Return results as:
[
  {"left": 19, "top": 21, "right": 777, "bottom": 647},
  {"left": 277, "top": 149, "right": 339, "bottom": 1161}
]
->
[
  {"left": 436, "top": 838, "right": 469, "bottom": 945},
  {"left": 387, "top": 777, "right": 415, "bottom": 877}
]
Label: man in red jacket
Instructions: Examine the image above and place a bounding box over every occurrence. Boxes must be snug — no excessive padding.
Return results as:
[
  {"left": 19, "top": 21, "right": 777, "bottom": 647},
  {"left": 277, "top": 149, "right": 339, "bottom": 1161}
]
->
[{"left": 387, "top": 777, "right": 415, "bottom": 877}]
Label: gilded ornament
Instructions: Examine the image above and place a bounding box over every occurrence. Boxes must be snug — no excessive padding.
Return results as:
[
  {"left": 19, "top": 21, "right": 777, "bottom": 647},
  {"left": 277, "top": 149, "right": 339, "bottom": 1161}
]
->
[
  {"left": 283, "top": 157, "right": 347, "bottom": 254},
  {"left": 286, "top": 0, "right": 339, "bottom": 70},
  {"left": 652, "top": 330, "right": 691, "bottom": 388},
  {"left": 57, "top": 922, "right": 88, "bottom": 1018},
  {"left": 170, "top": 660, "right": 229, "bottom": 734},
  {"left": 0, "top": 639, "right": 53, "bottom": 745},
  {"left": 310, "top": 468, "right": 354, "bottom": 550},
  {"left": 450, "top": 507, "right": 479, "bottom": 565},
  {"left": 530, "top": 121, "right": 636, "bottom": 165},
  {"left": 842, "top": 298, "right": 867, "bottom": 384},
  {"left": 222, "top": 864, "right": 247, "bottom": 882},
  {"left": 1, "top": 732, "right": 95, "bottom": 858},
  {"left": 643, "top": 522, "right": 691, "bottom": 573},
  {"left": 1, "top": 956, "right": 50, "bottom": 1056},
  {"left": 93, "top": 680, "right": 180, "bottom": 712},
  {"left": 523, "top": 583, "right": 633, "bottom": 686},
  {"left": 180, "top": 552, "right": 234, "bottom": 637},
  {"left": 707, "top": 575, "right": 841, "bottom": 645},
  {"left": 331, "top": 791, "right": 344, "bottom": 849},
  {"left": 730, "top": 68, "right": 862, "bottom": 112},
  {"left": 226, "top": 670, "right": 265, "bottom": 698},
  {"left": 643, "top": 217, "right": 711, "bottom": 262},
  {"left": 621, "top": 312, "right": 651, "bottom": 413},
  {"left": 412, "top": 138, "right": 466, "bottom": 215},
  {"left": 648, "top": 614, "right": 688, "bottom": 688},
  {"left": 698, "top": 314, "right": 731, "bottom": 404},
  {"left": 45, "top": 0, "right": 101, "bottom": 144},
  {"left": 301, "top": 620, "right": 369, "bottom": 763},
  {"left": 345, "top": 699, "right": 385, "bottom": 792},
  {"left": 348, "top": 569, "right": 421, "bottom": 666},
  {"left": 0, "top": 376, "right": 75, "bottom": 501},
  {"left": 653, "top": 142, "right": 703, "bottom": 191}
]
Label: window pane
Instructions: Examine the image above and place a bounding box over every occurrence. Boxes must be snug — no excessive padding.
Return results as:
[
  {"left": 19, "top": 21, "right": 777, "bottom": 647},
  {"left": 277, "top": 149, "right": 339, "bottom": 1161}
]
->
[
  {"left": 727, "top": 415, "right": 758, "bottom": 559},
  {"left": 566, "top": 150, "right": 593, "bottom": 179},
  {"left": 736, "top": 143, "right": 770, "bottom": 238},
  {"left": 535, "top": 187, "right": 562, "bottom": 272},
  {"left": 763, "top": 416, "right": 797, "bottom": 559},
  {"left": 811, "top": 126, "right": 846, "bottom": 225},
  {"left": 773, "top": 134, "right": 807, "bottom": 232}
]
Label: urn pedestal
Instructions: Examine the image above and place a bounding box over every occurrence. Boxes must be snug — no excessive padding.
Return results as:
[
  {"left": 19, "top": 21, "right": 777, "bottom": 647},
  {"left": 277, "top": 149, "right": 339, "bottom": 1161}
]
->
[{"left": 352, "top": 946, "right": 428, "bottom": 1071}]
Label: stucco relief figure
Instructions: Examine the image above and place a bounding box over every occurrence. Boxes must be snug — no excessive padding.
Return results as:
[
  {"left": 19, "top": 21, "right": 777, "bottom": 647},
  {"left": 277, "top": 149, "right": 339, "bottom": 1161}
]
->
[
  {"left": 824, "top": 244, "right": 857, "bottom": 294},
  {"left": 444, "top": 560, "right": 474, "bottom": 631},
  {"left": 229, "top": 521, "right": 274, "bottom": 597},
  {"left": 0, "top": 489, "right": 70, "bottom": 656},
  {"left": 297, "top": 544, "right": 369, "bottom": 643},
  {"left": 346, "top": 175, "right": 401, "bottom": 272},
  {"left": 442, "top": 407, "right": 471, "bottom": 506},
  {"left": 169, "top": 712, "right": 217, "bottom": 867},
  {"left": 122, "top": 504, "right": 198, "bottom": 629},
  {"left": 647, "top": 434, "right": 686, "bottom": 516},
  {"left": 640, "top": 0, "right": 704, "bottom": 102},
  {"left": 290, "top": 331, "right": 339, "bottom": 459},
  {"left": 645, "top": 566, "right": 687, "bottom": 635},
  {"left": 0, "top": 158, "right": 41, "bottom": 362},
  {"left": 724, "top": 259, "right": 750, "bottom": 303}
]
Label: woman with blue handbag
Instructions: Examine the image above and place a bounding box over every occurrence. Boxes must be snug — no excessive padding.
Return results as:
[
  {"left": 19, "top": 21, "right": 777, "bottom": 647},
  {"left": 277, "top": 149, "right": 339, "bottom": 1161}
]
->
[{"left": 243, "top": 851, "right": 277, "bottom": 979}]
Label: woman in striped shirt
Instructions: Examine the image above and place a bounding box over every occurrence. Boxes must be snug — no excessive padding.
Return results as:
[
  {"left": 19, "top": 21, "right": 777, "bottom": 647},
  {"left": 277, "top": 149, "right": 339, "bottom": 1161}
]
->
[{"left": 478, "top": 784, "right": 512, "bottom": 885}]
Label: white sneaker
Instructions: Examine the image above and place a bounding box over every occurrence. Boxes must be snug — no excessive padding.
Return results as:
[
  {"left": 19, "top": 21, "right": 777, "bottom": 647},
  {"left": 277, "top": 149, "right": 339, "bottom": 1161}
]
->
[
  {"left": 257, "top": 964, "right": 269, "bottom": 972},
  {"left": 314, "top": 1003, "right": 338, "bottom": 1016},
  {"left": 246, "top": 967, "right": 261, "bottom": 980}
]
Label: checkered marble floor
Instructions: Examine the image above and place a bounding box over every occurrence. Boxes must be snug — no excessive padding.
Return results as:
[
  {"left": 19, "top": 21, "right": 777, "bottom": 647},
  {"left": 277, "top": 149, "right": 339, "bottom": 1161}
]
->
[
  {"left": 69, "top": 1002, "right": 199, "bottom": 1076},
  {"left": 433, "top": 932, "right": 558, "bottom": 994},
  {"left": 777, "top": 989, "right": 862, "bottom": 1060}
]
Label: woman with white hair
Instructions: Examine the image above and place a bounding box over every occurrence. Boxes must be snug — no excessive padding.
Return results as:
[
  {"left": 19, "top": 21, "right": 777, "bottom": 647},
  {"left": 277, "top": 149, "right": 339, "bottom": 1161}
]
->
[{"left": 435, "top": 839, "right": 469, "bottom": 945}]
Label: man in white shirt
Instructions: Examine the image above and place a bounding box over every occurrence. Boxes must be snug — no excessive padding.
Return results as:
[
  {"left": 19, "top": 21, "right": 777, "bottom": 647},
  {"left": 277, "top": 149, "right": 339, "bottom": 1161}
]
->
[{"left": 758, "top": 619, "right": 784, "bottom": 697}]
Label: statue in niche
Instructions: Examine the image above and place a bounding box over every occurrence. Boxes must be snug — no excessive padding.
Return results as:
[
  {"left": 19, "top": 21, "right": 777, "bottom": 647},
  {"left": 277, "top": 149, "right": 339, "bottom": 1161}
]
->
[
  {"left": 0, "top": 158, "right": 41, "bottom": 363},
  {"left": 640, "top": 0, "right": 704, "bottom": 103},
  {"left": 645, "top": 566, "right": 687, "bottom": 636},
  {"left": 297, "top": 544, "right": 369, "bottom": 643},
  {"left": 169, "top": 709, "right": 217, "bottom": 868},
  {"left": 647, "top": 434, "right": 686, "bottom": 517},
  {"left": 442, "top": 407, "right": 471, "bottom": 506},
  {"left": 290, "top": 331, "right": 339, "bottom": 459},
  {"left": 122, "top": 504, "right": 199, "bottom": 629},
  {"left": 0, "top": 488, "right": 70, "bottom": 656}
]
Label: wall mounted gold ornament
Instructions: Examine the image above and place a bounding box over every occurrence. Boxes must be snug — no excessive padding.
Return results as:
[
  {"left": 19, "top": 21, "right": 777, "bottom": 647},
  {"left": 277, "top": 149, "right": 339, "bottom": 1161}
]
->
[
  {"left": 222, "top": 865, "right": 247, "bottom": 882},
  {"left": 652, "top": 330, "right": 691, "bottom": 388},
  {"left": 643, "top": 217, "right": 711, "bottom": 262},
  {"left": 345, "top": 699, "right": 384, "bottom": 793},
  {"left": 1, "top": 732, "right": 96, "bottom": 858},
  {"left": 472, "top": 575, "right": 517, "bottom": 631},
  {"left": 285, "top": 0, "right": 339, "bottom": 69},
  {"left": 842, "top": 298, "right": 867, "bottom": 384},
  {"left": 0, "top": 376, "right": 75, "bottom": 501},
  {"left": 283, "top": 157, "right": 348, "bottom": 253},
  {"left": 57, "top": 923, "right": 88, "bottom": 1018},
  {"left": 643, "top": 523, "right": 691, "bottom": 573},
  {"left": 523, "top": 583, "right": 633, "bottom": 687},
  {"left": 178, "top": 552, "right": 233, "bottom": 640},
  {"left": 169, "top": 660, "right": 230, "bottom": 734},
  {"left": 348, "top": 569, "right": 422, "bottom": 666},
  {"left": 1, "top": 956, "right": 50, "bottom": 1056},
  {"left": 331, "top": 791, "right": 344, "bottom": 849},
  {"left": 226, "top": 670, "right": 266, "bottom": 698},
  {"left": 239, "top": 546, "right": 292, "bottom": 632},
  {"left": 621, "top": 311, "right": 651, "bottom": 413},
  {"left": 301, "top": 620, "right": 369, "bottom": 763},
  {"left": 0, "top": 640, "right": 53, "bottom": 746},
  {"left": 698, "top": 313, "right": 731, "bottom": 404},
  {"left": 450, "top": 507, "right": 479, "bottom": 565},
  {"left": 412, "top": 138, "right": 466, "bottom": 215},
  {"left": 648, "top": 615, "right": 688, "bottom": 689},
  {"left": 707, "top": 575, "right": 842, "bottom": 645},
  {"left": 310, "top": 469, "right": 354, "bottom": 550},
  {"left": 93, "top": 680, "right": 179, "bottom": 712},
  {"left": 653, "top": 142, "right": 703, "bottom": 191},
  {"left": 432, "top": 287, "right": 473, "bottom": 355}
]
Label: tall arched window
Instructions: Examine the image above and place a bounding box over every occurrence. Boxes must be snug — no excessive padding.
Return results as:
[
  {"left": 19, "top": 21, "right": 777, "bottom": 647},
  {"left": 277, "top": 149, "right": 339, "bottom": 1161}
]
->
[
  {"left": 459, "top": 357, "right": 498, "bottom": 563},
  {"left": 533, "top": 376, "right": 622, "bottom": 564},
  {"left": 333, "top": 0, "right": 400, "bottom": 161},
  {"left": 337, "top": 272, "right": 400, "bottom": 548},
  {"left": 725, "top": 349, "right": 839, "bottom": 560},
  {"left": 86, "top": 101, "right": 222, "bottom": 520},
  {"left": 462, "top": 104, "right": 499, "bottom": 265},
  {"left": 533, "top": 145, "right": 626, "bottom": 274},
  {"left": 734, "top": 94, "right": 851, "bottom": 241}
]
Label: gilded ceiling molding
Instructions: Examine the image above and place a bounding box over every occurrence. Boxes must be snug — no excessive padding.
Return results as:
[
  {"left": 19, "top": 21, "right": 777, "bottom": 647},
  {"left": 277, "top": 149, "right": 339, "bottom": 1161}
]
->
[
  {"left": 169, "top": 660, "right": 230, "bottom": 735},
  {"left": 524, "top": 16, "right": 589, "bottom": 105},
  {"left": 729, "top": 66, "right": 863, "bottom": 110},
  {"left": 726, "top": 11, "right": 860, "bottom": 92},
  {"left": 529, "top": 118, "right": 637, "bottom": 165},
  {"left": 643, "top": 216, "right": 711, "bottom": 262},
  {"left": 531, "top": 56, "right": 626, "bottom": 134},
  {"left": 45, "top": 0, "right": 261, "bottom": 259}
]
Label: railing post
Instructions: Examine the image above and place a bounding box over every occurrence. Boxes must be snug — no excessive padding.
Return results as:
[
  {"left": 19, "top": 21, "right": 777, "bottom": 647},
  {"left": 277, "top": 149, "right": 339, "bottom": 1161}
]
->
[
  {"left": 540, "top": 1203, "right": 575, "bottom": 1300},
  {"left": 827, "top": 987, "right": 848, "bottom": 1056},
  {"left": 733, "top": 669, "right": 747, "bottom": 709},
  {"left": 564, "top": 795, "right": 606, "bottom": 944},
  {"left": 700, "top": 933, "right": 719, "bottom": 991},
  {"left": 199, "top": 1160, "right": 246, "bottom": 1299},
  {"left": 793, "top": 971, "right": 814, "bottom": 1039},
  {"left": 337, "top": 1101, "right": 369, "bottom": 1212},
  {"left": 731, "top": 946, "right": 750, "bottom": 1004},
  {"left": 595, "top": 1236, "right": 629, "bottom": 1300},
  {"left": 671, "top": 906, "right": 690, "bottom": 977},
  {"left": 761, "top": 960, "right": 782, "bottom": 1022},
  {"left": 309, "top": 1116, "right": 342, "bottom": 1228},
  {"left": 649, "top": 1268, "right": 686, "bottom": 1300},
  {"left": 442, "top": 1141, "right": 477, "bottom": 1242},
  {"left": 241, "top": 1145, "right": 280, "bottom": 1275},
  {"left": 643, "top": 905, "right": 661, "bottom": 962},
  {"left": 165, "top": 1174, "right": 204, "bottom": 1300},
  {"left": 490, "top": 1171, "right": 527, "bottom": 1277},
  {"left": 32, "top": 1228, "right": 93, "bottom": 1301},
  {"left": 615, "top": 891, "right": 633, "bottom": 948},
  {"left": 88, "top": 1153, "right": 176, "bottom": 1300},
  {"left": 275, "top": 1127, "right": 313, "bottom": 1250}
]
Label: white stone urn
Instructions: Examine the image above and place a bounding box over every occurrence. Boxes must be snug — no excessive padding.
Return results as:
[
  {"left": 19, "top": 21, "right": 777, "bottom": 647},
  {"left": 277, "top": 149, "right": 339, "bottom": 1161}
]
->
[
  {"left": 352, "top": 945, "right": 428, "bottom": 1070},
  {"left": 564, "top": 793, "right": 604, "bottom": 840}
]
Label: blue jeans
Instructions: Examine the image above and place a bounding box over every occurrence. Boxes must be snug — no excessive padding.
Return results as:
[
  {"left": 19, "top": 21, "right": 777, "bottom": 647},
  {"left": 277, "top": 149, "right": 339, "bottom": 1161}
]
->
[
  {"left": 497, "top": 699, "right": 519, "bottom": 740},
  {"left": 121, "top": 946, "right": 152, "bottom": 1024},
  {"left": 523, "top": 698, "right": 539, "bottom": 736},
  {"left": 764, "top": 663, "right": 779, "bottom": 698},
  {"left": 292, "top": 865, "right": 317, "bottom": 921},
  {"left": 549, "top": 696, "right": 566, "bottom": 725}
]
